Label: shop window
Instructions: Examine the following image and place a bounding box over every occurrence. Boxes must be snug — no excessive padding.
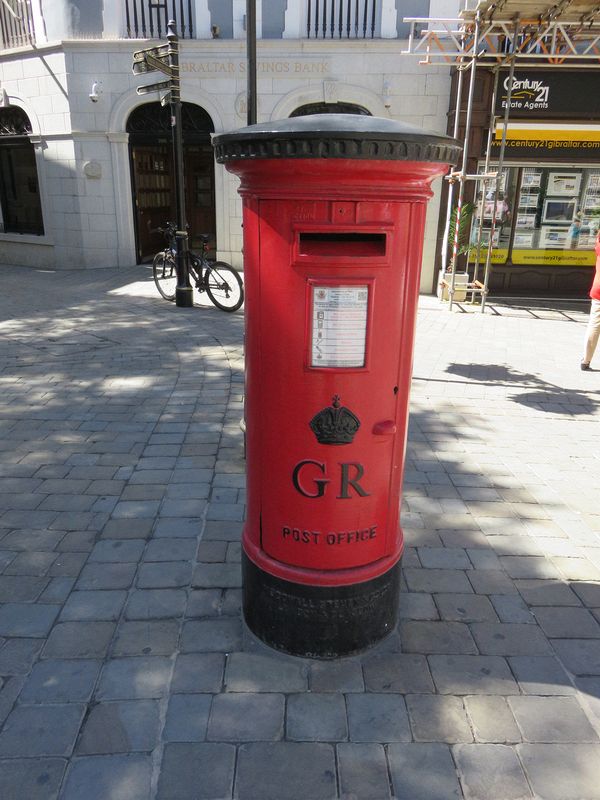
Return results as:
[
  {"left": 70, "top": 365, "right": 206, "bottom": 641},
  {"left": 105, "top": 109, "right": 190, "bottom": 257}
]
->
[
  {"left": 0, "top": 108, "right": 44, "bottom": 236},
  {"left": 469, "top": 164, "right": 600, "bottom": 269}
]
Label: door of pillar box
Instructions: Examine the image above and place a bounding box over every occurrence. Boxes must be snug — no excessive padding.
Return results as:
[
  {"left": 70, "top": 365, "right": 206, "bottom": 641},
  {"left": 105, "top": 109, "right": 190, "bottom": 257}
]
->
[{"left": 255, "top": 199, "right": 412, "bottom": 572}]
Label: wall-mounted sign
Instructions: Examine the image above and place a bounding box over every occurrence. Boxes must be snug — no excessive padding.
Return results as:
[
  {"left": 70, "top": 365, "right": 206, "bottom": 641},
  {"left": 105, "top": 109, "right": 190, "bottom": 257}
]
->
[
  {"left": 310, "top": 285, "right": 368, "bottom": 368},
  {"left": 490, "top": 122, "right": 600, "bottom": 160},
  {"left": 495, "top": 71, "right": 600, "bottom": 118}
]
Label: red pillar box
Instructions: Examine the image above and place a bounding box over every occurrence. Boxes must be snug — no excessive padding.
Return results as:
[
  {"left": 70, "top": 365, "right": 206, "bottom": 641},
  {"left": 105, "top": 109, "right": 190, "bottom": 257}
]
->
[{"left": 214, "top": 115, "right": 461, "bottom": 658}]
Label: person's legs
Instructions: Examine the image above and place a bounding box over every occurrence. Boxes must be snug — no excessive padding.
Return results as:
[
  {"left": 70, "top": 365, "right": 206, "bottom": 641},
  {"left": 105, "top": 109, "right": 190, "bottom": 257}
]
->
[{"left": 582, "top": 299, "right": 600, "bottom": 368}]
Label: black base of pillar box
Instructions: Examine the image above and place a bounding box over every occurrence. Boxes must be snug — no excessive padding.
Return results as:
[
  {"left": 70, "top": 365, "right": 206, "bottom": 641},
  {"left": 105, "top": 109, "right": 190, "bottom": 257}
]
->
[{"left": 242, "top": 552, "right": 401, "bottom": 659}]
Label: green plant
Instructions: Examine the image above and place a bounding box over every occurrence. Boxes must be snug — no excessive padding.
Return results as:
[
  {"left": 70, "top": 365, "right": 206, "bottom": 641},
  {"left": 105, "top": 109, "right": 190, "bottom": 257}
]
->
[{"left": 447, "top": 202, "right": 476, "bottom": 270}]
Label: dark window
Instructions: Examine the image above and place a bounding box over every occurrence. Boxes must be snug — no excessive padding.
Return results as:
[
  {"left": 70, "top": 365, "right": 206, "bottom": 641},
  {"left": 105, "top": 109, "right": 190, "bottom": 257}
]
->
[
  {"left": 0, "top": 108, "right": 44, "bottom": 235},
  {"left": 290, "top": 102, "right": 371, "bottom": 117}
]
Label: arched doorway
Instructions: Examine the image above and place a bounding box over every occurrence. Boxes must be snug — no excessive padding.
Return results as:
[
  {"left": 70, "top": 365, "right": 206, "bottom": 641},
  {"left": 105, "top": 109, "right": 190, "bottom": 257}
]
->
[
  {"left": 127, "top": 102, "right": 215, "bottom": 261},
  {"left": 0, "top": 107, "right": 43, "bottom": 235},
  {"left": 290, "top": 102, "right": 371, "bottom": 117}
]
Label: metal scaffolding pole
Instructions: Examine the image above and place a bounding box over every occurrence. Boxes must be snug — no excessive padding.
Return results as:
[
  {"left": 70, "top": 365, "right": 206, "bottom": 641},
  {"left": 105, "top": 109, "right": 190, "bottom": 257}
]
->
[
  {"left": 481, "top": 17, "right": 520, "bottom": 313},
  {"left": 440, "top": 62, "right": 465, "bottom": 277},
  {"left": 448, "top": 12, "right": 481, "bottom": 312}
]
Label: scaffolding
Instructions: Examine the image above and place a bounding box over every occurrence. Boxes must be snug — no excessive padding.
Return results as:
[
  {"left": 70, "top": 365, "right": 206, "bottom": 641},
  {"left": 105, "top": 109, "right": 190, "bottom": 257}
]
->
[{"left": 403, "top": 0, "right": 600, "bottom": 311}]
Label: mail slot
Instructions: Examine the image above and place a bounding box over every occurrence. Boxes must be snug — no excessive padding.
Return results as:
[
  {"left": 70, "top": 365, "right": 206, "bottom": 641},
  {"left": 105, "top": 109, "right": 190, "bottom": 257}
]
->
[{"left": 214, "top": 115, "right": 460, "bottom": 657}]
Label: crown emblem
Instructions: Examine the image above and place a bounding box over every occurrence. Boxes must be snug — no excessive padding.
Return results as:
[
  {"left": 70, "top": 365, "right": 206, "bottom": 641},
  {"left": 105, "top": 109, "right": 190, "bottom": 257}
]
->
[{"left": 309, "top": 395, "right": 360, "bottom": 445}]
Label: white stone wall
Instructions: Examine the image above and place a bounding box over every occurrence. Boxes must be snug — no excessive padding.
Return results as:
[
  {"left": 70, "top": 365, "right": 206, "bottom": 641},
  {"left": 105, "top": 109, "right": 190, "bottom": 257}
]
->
[{"left": 0, "top": 37, "right": 452, "bottom": 290}]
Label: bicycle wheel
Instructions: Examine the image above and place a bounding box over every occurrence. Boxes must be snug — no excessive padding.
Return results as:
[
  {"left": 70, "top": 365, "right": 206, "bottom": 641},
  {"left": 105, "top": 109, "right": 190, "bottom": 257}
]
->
[
  {"left": 205, "top": 262, "right": 244, "bottom": 312},
  {"left": 153, "top": 251, "right": 177, "bottom": 301}
]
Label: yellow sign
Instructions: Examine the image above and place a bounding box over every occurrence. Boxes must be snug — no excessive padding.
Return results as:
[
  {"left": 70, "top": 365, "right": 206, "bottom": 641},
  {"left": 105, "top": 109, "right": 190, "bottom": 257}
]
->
[
  {"left": 494, "top": 123, "right": 600, "bottom": 153},
  {"left": 469, "top": 249, "right": 596, "bottom": 267},
  {"left": 512, "top": 249, "right": 596, "bottom": 267},
  {"left": 468, "top": 249, "right": 509, "bottom": 265}
]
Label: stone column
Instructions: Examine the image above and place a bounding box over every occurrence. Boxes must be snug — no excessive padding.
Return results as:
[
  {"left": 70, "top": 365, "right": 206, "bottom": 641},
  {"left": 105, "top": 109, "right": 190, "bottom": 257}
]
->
[{"left": 108, "top": 132, "right": 137, "bottom": 267}]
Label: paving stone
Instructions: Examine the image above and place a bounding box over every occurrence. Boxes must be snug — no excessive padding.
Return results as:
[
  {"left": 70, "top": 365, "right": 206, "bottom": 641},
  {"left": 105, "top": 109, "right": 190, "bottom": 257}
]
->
[
  {"left": 163, "top": 693, "right": 213, "bottom": 742},
  {"left": 192, "top": 562, "right": 242, "bottom": 588},
  {"left": 3, "top": 551, "right": 57, "bottom": 576},
  {"left": 509, "top": 655, "right": 576, "bottom": 695},
  {"left": 533, "top": 606, "right": 600, "bottom": 638},
  {"left": 49, "top": 551, "right": 88, "bottom": 577},
  {"left": 435, "top": 593, "right": 498, "bottom": 623},
  {"left": 387, "top": 742, "right": 462, "bottom": 800},
  {"left": 0, "top": 638, "right": 42, "bottom": 674},
  {"left": 418, "top": 547, "right": 472, "bottom": 570},
  {"left": 518, "top": 744, "right": 600, "bottom": 799},
  {"left": 0, "top": 703, "right": 85, "bottom": 757},
  {"left": 181, "top": 618, "right": 242, "bottom": 653},
  {"left": 101, "top": 518, "right": 154, "bottom": 539},
  {"left": 346, "top": 693, "right": 411, "bottom": 742},
  {"left": 467, "top": 569, "right": 518, "bottom": 595},
  {"left": 309, "top": 660, "right": 364, "bottom": 692},
  {"left": 61, "top": 754, "right": 152, "bottom": 800},
  {"left": 235, "top": 742, "right": 336, "bottom": 800},
  {"left": 154, "top": 517, "right": 202, "bottom": 538},
  {"left": 465, "top": 696, "right": 521, "bottom": 743},
  {"left": 88, "top": 539, "right": 146, "bottom": 563},
  {"left": 399, "top": 591, "right": 439, "bottom": 620},
  {"left": 57, "top": 531, "right": 97, "bottom": 552},
  {"left": 187, "top": 588, "right": 222, "bottom": 617},
  {"left": 60, "top": 590, "right": 127, "bottom": 621},
  {"left": 572, "top": 582, "right": 600, "bottom": 607},
  {"left": 490, "top": 595, "right": 535, "bottom": 624},
  {"left": 124, "top": 588, "right": 187, "bottom": 620},
  {"left": 407, "top": 694, "right": 473, "bottom": 743},
  {"left": 470, "top": 622, "right": 552, "bottom": 656},
  {"left": 157, "top": 742, "right": 236, "bottom": 799},
  {"left": 466, "top": 548, "right": 502, "bottom": 570},
  {"left": 286, "top": 693, "right": 347, "bottom": 741},
  {"left": 454, "top": 743, "right": 532, "bottom": 799},
  {"left": 39, "top": 576, "right": 76, "bottom": 603},
  {"left": 77, "top": 700, "right": 160, "bottom": 754},
  {"left": 225, "top": 651, "right": 309, "bottom": 692},
  {"left": 499, "top": 556, "right": 562, "bottom": 580},
  {"left": 337, "top": 743, "right": 391, "bottom": 799},
  {"left": 76, "top": 562, "right": 137, "bottom": 591},
  {"left": 404, "top": 568, "right": 473, "bottom": 594},
  {"left": 1, "top": 529, "right": 64, "bottom": 551},
  {"left": 0, "top": 757, "right": 66, "bottom": 800},
  {"left": 516, "top": 579, "right": 582, "bottom": 607},
  {"left": 136, "top": 561, "right": 191, "bottom": 588},
  {"left": 171, "top": 653, "right": 225, "bottom": 693},
  {"left": 0, "top": 603, "right": 58, "bottom": 637},
  {"left": 42, "top": 622, "right": 115, "bottom": 659},
  {"left": 429, "top": 655, "right": 519, "bottom": 695},
  {"left": 202, "top": 519, "right": 243, "bottom": 541},
  {"left": 509, "top": 696, "right": 598, "bottom": 743},
  {"left": 196, "top": 540, "right": 228, "bottom": 563},
  {"left": 552, "top": 557, "right": 600, "bottom": 581},
  {"left": 207, "top": 692, "right": 284, "bottom": 742},
  {"left": 401, "top": 620, "right": 478, "bottom": 654},
  {"left": 144, "top": 538, "right": 197, "bottom": 562},
  {"left": 551, "top": 639, "right": 600, "bottom": 675},
  {"left": 20, "top": 659, "right": 101, "bottom": 703},
  {"left": 95, "top": 657, "right": 172, "bottom": 700},
  {"left": 0, "top": 575, "right": 49, "bottom": 602},
  {"left": 112, "top": 620, "right": 179, "bottom": 656},
  {"left": 362, "top": 653, "right": 434, "bottom": 693}
]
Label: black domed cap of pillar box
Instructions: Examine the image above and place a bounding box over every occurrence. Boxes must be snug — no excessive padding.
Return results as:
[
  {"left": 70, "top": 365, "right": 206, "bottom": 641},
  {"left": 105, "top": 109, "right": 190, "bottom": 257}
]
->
[{"left": 213, "top": 113, "right": 462, "bottom": 165}]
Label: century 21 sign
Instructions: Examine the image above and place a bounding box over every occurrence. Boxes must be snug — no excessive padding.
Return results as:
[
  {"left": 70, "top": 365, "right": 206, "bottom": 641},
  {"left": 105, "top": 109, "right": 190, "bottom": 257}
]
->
[
  {"left": 495, "top": 70, "right": 600, "bottom": 118},
  {"left": 500, "top": 76, "right": 550, "bottom": 111}
]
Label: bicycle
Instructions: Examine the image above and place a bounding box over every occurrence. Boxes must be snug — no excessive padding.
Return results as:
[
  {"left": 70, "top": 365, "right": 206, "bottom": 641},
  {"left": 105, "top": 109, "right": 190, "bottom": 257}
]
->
[{"left": 152, "top": 222, "right": 244, "bottom": 312}]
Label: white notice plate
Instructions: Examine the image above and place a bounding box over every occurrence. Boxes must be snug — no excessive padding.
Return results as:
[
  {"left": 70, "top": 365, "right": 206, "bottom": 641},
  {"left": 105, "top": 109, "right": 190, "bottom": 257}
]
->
[{"left": 310, "top": 285, "right": 368, "bottom": 368}]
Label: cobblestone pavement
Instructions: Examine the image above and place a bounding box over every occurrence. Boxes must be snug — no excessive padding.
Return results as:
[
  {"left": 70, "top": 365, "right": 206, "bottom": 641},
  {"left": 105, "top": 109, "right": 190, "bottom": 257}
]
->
[{"left": 0, "top": 264, "right": 599, "bottom": 799}]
